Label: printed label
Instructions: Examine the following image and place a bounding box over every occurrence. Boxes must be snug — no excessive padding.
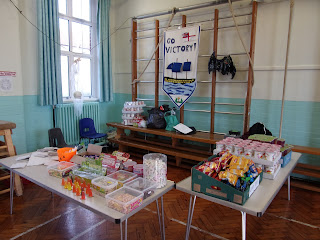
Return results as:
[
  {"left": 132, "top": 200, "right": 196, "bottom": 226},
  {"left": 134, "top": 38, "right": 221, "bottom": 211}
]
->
[{"left": 249, "top": 175, "right": 260, "bottom": 197}]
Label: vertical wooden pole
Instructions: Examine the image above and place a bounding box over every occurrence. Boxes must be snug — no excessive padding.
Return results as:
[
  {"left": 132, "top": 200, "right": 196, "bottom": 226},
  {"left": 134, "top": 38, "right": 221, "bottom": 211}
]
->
[
  {"left": 180, "top": 15, "right": 187, "bottom": 123},
  {"left": 155, "top": 20, "right": 160, "bottom": 108},
  {"left": 243, "top": 1, "right": 257, "bottom": 134},
  {"left": 131, "top": 20, "right": 138, "bottom": 101},
  {"left": 210, "top": 9, "right": 219, "bottom": 134}
]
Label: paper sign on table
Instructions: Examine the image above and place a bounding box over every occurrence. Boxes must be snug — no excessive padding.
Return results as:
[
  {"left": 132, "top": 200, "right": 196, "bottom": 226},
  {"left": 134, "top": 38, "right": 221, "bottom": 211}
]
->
[
  {"left": 174, "top": 123, "right": 193, "bottom": 134},
  {"left": 11, "top": 162, "right": 27, "bottom": 169}
]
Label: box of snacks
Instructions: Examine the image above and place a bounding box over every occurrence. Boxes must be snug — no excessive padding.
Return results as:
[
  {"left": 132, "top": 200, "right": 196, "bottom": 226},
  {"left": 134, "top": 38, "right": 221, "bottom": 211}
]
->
[{"left": 191, "top": 153, "right": 263, "bottom": 205}]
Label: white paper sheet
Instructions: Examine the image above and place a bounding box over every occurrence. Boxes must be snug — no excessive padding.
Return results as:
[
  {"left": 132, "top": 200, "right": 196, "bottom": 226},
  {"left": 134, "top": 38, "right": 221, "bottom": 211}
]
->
[
  {"left": 15, "top": 153, "right": 32, "bottom": 161},
  {"left": 27, "top": 152, "right": 52, "bottom": 166},
  {"left": 174, "top": 123, "right": 193, "bottom": 134},
  {"left": 11, "top": 162, "right": 27, "bottom": 169}
]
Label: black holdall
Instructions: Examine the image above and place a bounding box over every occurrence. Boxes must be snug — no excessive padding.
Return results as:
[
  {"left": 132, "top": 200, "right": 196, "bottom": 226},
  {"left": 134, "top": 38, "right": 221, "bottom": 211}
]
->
[{"left": 146, "top": 105, "right": 171, "bottom": 129}]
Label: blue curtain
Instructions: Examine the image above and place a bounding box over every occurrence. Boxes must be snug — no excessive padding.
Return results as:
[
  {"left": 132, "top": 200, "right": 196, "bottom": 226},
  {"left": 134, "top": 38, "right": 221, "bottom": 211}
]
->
[
  {"left": 97, "top": 0, "right": 113, "bottom": 102},
  {"left": 37, "top": 0, "right": 62, "bottom": 106}
]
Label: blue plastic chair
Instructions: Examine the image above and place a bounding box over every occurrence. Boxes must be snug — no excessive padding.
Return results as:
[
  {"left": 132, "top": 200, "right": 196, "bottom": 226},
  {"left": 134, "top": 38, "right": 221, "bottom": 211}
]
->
[{"left": 79, "top": 118, "right": 106, "bottom": 142}]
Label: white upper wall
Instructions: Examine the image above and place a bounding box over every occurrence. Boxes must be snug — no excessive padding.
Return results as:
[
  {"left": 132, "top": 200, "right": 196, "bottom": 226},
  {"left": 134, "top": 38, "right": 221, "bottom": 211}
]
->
[
  {"left": 0, "top": 0, "right": 24, "bottom": 96},
  {"left": 110, "top": 0, "right": 320, "bottom": 102}
]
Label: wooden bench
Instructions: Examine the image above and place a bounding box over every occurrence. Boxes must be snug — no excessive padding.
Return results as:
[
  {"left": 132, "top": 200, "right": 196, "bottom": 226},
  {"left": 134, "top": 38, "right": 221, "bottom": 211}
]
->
[{"left": 107, "top": 122, "right": 224, "bottom": 167}]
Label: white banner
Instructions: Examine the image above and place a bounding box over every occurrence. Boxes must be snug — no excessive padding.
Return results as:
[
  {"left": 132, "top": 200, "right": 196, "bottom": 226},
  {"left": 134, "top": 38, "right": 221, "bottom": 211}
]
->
[{"left": 162, "top": 25, "right": 201, "bottom": 108}]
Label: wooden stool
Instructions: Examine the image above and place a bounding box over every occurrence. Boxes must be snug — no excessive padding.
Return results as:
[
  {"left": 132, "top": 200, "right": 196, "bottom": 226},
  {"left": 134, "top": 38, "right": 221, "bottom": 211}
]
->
[{"left": 0, "top": 120, "right": 23, "bottom": 196}]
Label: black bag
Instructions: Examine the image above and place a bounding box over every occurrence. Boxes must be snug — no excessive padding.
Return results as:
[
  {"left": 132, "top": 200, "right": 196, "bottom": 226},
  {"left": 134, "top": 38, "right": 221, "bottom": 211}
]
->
[
  {"left": 147, "top": 108, "right": 167, "bottom": 129},
  {"left": 242, "top": 122, "right": 272, "bottom": 139}
]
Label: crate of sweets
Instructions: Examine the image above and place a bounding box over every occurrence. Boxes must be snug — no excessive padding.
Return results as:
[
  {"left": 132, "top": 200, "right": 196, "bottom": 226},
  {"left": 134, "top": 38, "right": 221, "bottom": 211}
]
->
[
  {"left": 47, "top": 162, "right": 77, "bottom": 178},
  {"left": 105, "top": 187, "right": 143, "bottom": 214},
  {"left": 192, "top": 153, "right": 263, "bottom": 205},
  {"left": 91, "top": 176, "right": 118, "bottom": 197},
  {"left": 107, "top": 170, "right": 137, "bottom": 189}
]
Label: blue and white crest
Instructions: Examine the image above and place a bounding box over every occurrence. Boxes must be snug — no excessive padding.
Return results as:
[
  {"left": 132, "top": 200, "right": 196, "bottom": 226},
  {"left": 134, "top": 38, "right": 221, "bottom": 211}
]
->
[{"left": 162, "top": 25, "right": 201, "bottom": 108}]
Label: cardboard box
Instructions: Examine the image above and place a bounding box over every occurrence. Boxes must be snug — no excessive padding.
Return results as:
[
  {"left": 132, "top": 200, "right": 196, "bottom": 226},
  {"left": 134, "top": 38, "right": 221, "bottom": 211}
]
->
[
  {"left": 71, "top": 144, "right": 103, "bottom": 165},
  {"left": 191, "top": 161, "right": 263, "bottom": 205},
  {"left": 281, "top": 150, "right": 292, "bottom": 168}
]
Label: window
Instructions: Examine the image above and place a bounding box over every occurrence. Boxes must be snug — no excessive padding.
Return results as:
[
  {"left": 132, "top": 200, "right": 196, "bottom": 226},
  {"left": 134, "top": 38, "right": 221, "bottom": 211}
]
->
[{"left": 59, "top": 0, "right": 98, "bottom": 100}]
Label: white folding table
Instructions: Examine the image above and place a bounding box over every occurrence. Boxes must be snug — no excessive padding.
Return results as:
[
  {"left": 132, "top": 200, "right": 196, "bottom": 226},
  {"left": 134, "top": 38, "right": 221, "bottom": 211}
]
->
[
  {"left": 176, "top": 152, "right": 301, "bottom": 240},
  {"left": 0, "top": 154, "right": 175, "bottom": 240}
]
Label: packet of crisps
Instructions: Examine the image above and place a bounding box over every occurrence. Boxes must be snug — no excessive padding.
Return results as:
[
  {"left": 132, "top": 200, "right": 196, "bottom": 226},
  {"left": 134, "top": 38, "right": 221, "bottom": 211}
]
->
[
  {"left": 219, "top": 153, "right": 233, "bottom": 169},
  {"left": 227, "top": 168, "right": 245, "bottom": 177},
  {"left": 218, "top": 171, "right": 238, "bottom": 186}
]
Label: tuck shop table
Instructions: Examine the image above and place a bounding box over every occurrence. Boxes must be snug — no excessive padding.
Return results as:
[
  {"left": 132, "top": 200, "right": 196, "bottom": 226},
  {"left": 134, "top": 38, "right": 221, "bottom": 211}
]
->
[
  {"left": 0, "top": 154, "right": 175, "bottom": 240},
  {"left": 176, "top": 152, "right": 301, "bottom": 240}
]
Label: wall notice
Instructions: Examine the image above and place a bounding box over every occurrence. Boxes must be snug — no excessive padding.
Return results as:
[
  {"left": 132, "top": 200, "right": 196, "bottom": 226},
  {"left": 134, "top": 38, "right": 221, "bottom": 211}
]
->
[{"left": 0, "top": 71, "right": 15, "bottom": 92}]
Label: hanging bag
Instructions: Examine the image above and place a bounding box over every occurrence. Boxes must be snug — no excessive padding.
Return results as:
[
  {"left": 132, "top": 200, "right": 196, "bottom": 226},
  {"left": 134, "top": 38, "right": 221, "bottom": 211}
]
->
[{"left": 164, "top": 109, "right": 179, "bottom": 131}]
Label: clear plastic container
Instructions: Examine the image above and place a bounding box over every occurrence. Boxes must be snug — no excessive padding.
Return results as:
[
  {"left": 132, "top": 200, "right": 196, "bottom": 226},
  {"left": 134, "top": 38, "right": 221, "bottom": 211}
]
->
[
  {"left": 143, "top": 153, "right": 167, "bottom": 188},
  {"left": 133, "top": 164, "right": 143, "bottom": 177},
  {"left": 107, "top": 170, "right": 137, "bottom": 188},
  {"left": 123, "top": 161, "right": 137, "bottom": 172},
  {"left": 124, "top": 177, "right": 156, "bottom": 199},
  {"left": 47, "top": 161, "right": 76, "bottom": 178},
  {"left": 105, "top": 187, "right": 143, "bottom": 214},
  {"left": 91, "top": 176, "right": 118, "bottom": 197}
]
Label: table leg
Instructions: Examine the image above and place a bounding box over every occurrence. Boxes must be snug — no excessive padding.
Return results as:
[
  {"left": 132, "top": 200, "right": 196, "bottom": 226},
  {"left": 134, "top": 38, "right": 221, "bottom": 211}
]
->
[
  {"left": 288, "top": 176, "right": 290, "bottom": 201},
  {"left": 125, "top": 219, "right": 128, "bottom": 240},
  {"left": 161, "top": 196, "right": 165, "bottom": 240},
  {"left": 10, "top": 171, "right": 15, "bottom": 215},
  {"left": 185, "top": 195, "right": 196, "bottom": 240},
  {"left": 120, "top": 221, "right": 123, "bottom": 240},
  {"left": 241, "top": 211, "right": 246, "bottom": 240},
  {"left": 156, "top": 198, "right": 163, "bottom": 240}
]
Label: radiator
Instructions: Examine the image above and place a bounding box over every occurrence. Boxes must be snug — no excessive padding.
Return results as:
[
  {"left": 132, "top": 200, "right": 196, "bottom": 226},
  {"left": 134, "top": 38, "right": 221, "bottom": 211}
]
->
[{"left": 55, "top": 102, "right": 101, "bottom": 145}]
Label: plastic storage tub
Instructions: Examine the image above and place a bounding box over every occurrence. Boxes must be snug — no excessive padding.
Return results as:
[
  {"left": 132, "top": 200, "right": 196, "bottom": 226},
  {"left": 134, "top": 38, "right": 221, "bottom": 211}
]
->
[
  {"left": 105, "top": 187, "right": 143, "bottom": 214},
  {"left": 107, "top": 170, "right": 137, "bottom": 188},
  {"left": 143, "top": 153, "right": 167, "bottom": 188},
  {"left": 91, "top": 176, "right": 118, "bottom": 197},
  {"left": 47, "top": 161, "right": 76, "bottom": 178},
  {"left": 133, "top": 164, "right": 143, "bottom": 177},
  {"left": 123, "top": 161, "right": 137, "bottom": 172},
  {"left": 124, "top": 177, "right": 156, "bottom": 199}
]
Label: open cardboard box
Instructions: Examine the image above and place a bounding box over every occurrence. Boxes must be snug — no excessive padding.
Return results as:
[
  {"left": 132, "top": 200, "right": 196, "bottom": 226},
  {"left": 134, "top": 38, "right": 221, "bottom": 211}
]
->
[{"left": 71, "top": 144, "right": 103, "bottom": 165}]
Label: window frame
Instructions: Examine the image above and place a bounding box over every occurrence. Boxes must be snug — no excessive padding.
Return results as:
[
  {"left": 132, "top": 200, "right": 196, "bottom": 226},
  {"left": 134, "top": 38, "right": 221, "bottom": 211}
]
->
[{"left": 59, "top": 0, "right": 98, "bottom": 101}]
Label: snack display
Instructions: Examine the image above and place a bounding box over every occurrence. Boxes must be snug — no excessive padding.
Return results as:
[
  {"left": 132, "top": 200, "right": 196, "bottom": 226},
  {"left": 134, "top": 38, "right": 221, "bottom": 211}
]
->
[
  {"left": 105, "top": 187, "right": 143, "bottom": 214},
  {"left": 121, "top": 101, "right": 145, "bottom": 125},
  {"left": 48, "top": 162, "right": 77, "bottom": 178},
  {"left": 91, "top": 176, "right": 118, "bottom": 197},
  {"left": 133, "top": 164, "right": 143, "bottom": 177},
  {"left": 143, "top": 153, "right": 167, "bottom": 188},
  {"left": 195, "top": 153, "right": 261, "bottom": 192},
  {"left": 124, "top": 177, "right": 156, "bottom": 199},
  {"left": 107, "top": 170, "right": 137, "bottom": 188},
  {"left": 215, "top": 137, "right": 281, "bottom": 162}
]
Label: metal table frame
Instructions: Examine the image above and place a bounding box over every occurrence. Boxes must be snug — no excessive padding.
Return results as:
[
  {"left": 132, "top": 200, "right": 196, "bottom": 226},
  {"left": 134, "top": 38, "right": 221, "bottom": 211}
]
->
[
  {"left": 176, "top": 152, "right": 301, "bottom": 240},
  {"left": 1, "top": 155, "right": 175, "bottom": 240}
]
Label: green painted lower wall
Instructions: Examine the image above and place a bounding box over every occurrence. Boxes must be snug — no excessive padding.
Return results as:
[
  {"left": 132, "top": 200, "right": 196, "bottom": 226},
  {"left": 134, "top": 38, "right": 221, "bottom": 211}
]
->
[{"left": 0, "top": 93, "right": 319, "bottom": 173}]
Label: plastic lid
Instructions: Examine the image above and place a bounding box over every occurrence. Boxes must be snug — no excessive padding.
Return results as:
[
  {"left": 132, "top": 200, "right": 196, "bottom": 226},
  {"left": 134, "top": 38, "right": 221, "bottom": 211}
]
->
[
  {"left": 92, "top": 176, "right": 118, "bottom": 190},
  {"left": 47, "top": 161, "right": 75, "bottom": 171},
  {"left": 107, "top": 170, "right": 137, "bottom": 183},
  {"left": 124, "top": 177, "right": 156, "bottom": 192}
]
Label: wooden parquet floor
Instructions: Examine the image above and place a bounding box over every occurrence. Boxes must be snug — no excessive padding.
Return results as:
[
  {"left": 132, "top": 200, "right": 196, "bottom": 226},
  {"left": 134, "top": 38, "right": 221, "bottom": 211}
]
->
[{"left": 0, "top": 165, "right": 320, "bottom": 240}]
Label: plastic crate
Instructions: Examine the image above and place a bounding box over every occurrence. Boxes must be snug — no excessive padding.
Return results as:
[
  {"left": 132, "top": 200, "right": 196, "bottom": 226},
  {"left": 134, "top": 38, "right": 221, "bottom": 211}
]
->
[
  {"left": 47, "top": 162, "right": 77, "bottom": 178},
  {"left": 91, "top": 176, "right": 118, "bottom": 197},
  {"left": 105, "top": 187, "right": 143, "bottom": 214}
]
